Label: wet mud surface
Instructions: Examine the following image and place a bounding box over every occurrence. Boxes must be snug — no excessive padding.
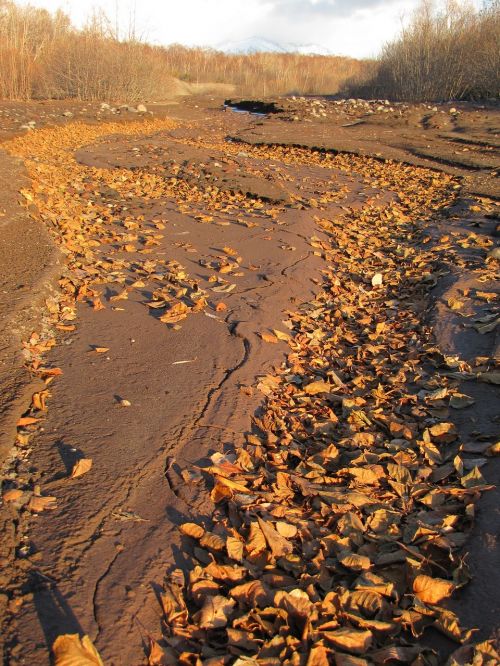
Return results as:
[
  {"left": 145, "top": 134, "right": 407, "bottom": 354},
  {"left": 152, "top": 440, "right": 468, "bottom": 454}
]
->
[{"left": 0, "top": 97, "right": 498, "bottom": 664}]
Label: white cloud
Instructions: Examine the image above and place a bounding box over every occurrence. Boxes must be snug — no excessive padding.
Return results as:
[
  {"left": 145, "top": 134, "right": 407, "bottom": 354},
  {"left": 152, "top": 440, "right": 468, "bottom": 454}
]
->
[{"left": 16, "top": 0, "right": 484, "bottom": 58}]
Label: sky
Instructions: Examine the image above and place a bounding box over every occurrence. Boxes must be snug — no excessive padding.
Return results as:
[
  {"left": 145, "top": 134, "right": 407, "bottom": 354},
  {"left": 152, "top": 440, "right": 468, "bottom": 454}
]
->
[{"left": 16, "top": 0, "right": 484, "bottom": 58}]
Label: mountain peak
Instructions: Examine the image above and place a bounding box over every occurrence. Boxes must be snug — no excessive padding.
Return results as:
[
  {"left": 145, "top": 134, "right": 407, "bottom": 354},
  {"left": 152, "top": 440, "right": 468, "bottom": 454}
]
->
[{"left": 216, "top": 37, "right": 332, "bottom": 56}]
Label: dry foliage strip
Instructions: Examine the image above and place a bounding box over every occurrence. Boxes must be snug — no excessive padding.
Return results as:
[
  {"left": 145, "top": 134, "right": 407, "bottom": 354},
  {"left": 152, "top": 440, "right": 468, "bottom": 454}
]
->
[
  {"left": 151, "top": 148, "right": 498, "bottom": 665},
  {"left": 1, "top": 0, "right": 499, "bottom": 102},
  {"left": 5, "top": 118, "right": 499, "bottom": 664},
  {"left": 0, "top": 0, "right": 372, "bottom": 101},
  {"left": 347, "top": 1, "right": 500, "bottom": 101}
]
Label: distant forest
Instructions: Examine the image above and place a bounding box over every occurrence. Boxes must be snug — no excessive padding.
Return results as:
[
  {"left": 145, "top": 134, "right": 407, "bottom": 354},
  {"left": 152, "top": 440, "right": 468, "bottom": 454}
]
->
[{"left": 0, "top": 0, "right": 498, "bottom": 102}]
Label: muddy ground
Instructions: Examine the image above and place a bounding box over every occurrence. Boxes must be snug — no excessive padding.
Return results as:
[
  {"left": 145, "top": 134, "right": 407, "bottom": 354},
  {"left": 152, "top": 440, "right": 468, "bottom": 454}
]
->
[{"left": 0, "top": 96, "right": 498, "bottom": 665}]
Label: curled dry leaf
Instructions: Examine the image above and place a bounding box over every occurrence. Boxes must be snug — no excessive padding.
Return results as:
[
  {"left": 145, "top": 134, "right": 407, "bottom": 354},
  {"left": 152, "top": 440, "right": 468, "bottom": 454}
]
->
[
  {"left": 198, "top": 595, "right": 235, "bottom": 629},
  {"left": 306, "top": 645, "right": 330, "bottom": 666},
  {"left": 3, "top": 489, "right": 24, "bottom": 503},
  {"left": 260, "top": 331, "right": 279, "bottom": 344},
  {"left": 304, "top": 380, "right": 330, "bottom": 395},
  {"left": 413, "top": 574, "right": 455, "bottom": 604},
  {"left": 17, "top": 416, "right": 40, "bottom": 427},
  {"left": 199, "top": 531, "right": 226, "bottom": 551},
  {"left": 338, "top": 550, "right": 372, "bottom": 571},
  {"left": 450, "top": 393, "right": 475, "bottom": 409},
  {"left": 148, "top": 638, "right": 170, "bottom": 666},
  {"left": 257, "top": 516, "right": 293, "bottom": 558},
  {"left": 52, "top": 634, "right": 104, "bottom": 666},
  {"left": 32, "top": 389, "right": 49, "bottom": 411},
  {"left": 29, "top": 495, "right": 57, "bottom": 512},
  {"left": 429, "top": 422, "right": 458, "bottom": 443},
  {"left": 70, "top": 458, "right": 93, "bottom": 479},
  {"left": 323, "top": 628, "right": 373, "bottom": 654},
  {"left": 180, "top": 523, "right": 204, "bottom": 540}
]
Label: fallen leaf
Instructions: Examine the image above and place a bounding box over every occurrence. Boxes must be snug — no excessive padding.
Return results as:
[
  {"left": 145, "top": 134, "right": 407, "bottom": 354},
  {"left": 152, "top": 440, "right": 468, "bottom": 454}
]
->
[
  {"left": 450, "top": 393, "right": 475, "bottom": 409},
  {"left": 257, "top": 516, "right": 293, "bottom": 557},
  {"left": 304, "top": 380, "right": 330, "bottom": 395},
  {"left": 52, "top": 634, "right": 103, "bottom": 666},
  {"left": 429, "top": 422, "right": 458, "bottom": 443},
  {"left": 198, "top": 595, "right": 235, "bottom": 629},
  {"left": 32, "top": 390, "right": 49, "bottom": 411},
  {"left": 17, "top": 416, "right": 40, "bottom": 427},
  {"left": 260, "top": 331, "right": 279, "bottom": 344},
  {"left": 180, "top": 523, "right": 204, "bottom": 539},
  {"left": 70, "top": 458, "right": 93, "bottom": 479},
  {"left": 3, "top": 489, "right": 24, "bottom": 502},
  {"left": 323, "top": 628, "right": 372, "bottom": 654},
  {"left": 29, "top": 495, "right": 57, "bottom": 512},
  {"left": 413, "top": 575, "right": 455, "bottom": 604}
]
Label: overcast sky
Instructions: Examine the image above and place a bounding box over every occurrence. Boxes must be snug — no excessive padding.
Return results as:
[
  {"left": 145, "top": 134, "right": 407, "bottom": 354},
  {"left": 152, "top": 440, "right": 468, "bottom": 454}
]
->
[{"left": 17, "top": 0, "right": 483, "bottom": 58}]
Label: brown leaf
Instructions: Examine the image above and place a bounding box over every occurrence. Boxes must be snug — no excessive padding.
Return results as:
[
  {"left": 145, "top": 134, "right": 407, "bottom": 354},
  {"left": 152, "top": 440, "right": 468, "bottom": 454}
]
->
[
  {"left": 198, "top": 595, "right": 235, "bottom": 629},
  {"left": 246, "top": 522, "right": 267, "bottom": 555},
  {"left": 413, "top": 575, "right": 455, "bottom": 604},
  {"left": 3, "top": 489, "right": 24, "bottom": 502},
  {"left": 429, "top": 422, "right": 458, "bottom": 443},
  {"left": 29, "top": 495, "right": 57, "bottom": 512},
  {"left": 449, "top": 393, "right": 475, "bottom": 409},
  {"left": 148, "top": 639, "right": 170, "bottom": 666},
  {"left": 52, "top": 634, "right": 103, "bottom": 666},
  {"left": 275, "top": 589, "right": 313, "bottom": 617},
  {"left": 306, "top": 645, "right": 330, "bottom": 666},
  {"left": 260, "top": 331, "right": 278, "bottom": 344},
  {"left": 304, "top": 380, "right": 330, "bottom": 395},
  {"left": 109, "top": 288, "right": 129, "bottom": 302},
  {"left": 70, "top": 458, "right": 93, "bottom": 479},
  {"left": 199, "top": 532, "right": 226, "bottom": 551},
  {"left": 338, "top": 550, "right": 371, "bottom": 571},
  {"left": 257, "top": 516, "right": 293, "bottom": 558},
  {"left": 226, "top": 536, "right": 244, "bottom": 561},
  {"left": 230, "top": 580, "right": 270, "bottom": 607},
  {"left": 32, "top": 390, "right": 49, "bottom": 411},
  {"left": 180, "top": 523, "right": 205, "bottom": 540},
  {"left": 160, "top": 302, "right": 189, "bottom": 324},
  {"left": 17, "top": 416, "right": 40, "bottom": 427},
  {"left": 323, "top": 628, "right": 372, "bottom": 654}
]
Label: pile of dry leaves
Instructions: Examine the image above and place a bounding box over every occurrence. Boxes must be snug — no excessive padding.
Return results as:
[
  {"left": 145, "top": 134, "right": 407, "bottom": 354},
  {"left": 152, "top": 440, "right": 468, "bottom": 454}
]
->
[
  {"left": 147, "top": 152, "right": 498, "bottom": 665},
  {"left": 3, "top": 122, "right": 498, "bottom": 666}
]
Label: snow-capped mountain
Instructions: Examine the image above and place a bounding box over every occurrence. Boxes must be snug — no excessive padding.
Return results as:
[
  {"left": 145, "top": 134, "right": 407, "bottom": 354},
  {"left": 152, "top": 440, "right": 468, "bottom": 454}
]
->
[{"left": 216, "top": 37, "right": 332, "bottom": 56}]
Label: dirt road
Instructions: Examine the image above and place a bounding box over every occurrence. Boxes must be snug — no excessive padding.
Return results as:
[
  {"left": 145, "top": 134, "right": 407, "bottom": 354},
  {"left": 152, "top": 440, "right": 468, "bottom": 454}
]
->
[{"left": 0, "top": 98, "right": 498, "bottom": 665}]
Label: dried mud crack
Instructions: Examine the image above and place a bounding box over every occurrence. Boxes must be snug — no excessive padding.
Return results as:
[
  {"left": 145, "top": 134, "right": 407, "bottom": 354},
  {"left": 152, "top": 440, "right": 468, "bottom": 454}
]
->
[{"left": 0, "top": 109, "right": 498, "bottom": 666}]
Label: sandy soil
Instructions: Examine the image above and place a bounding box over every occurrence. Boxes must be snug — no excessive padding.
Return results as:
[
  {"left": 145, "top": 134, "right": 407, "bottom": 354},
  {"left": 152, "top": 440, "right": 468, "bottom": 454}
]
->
[{"left": 0, "top": 95, "right": 498, "bottom": 665}]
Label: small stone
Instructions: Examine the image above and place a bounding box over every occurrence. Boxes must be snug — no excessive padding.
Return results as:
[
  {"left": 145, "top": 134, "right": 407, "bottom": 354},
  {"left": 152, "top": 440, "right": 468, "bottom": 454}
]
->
[{"left": 136, "top": 104, "right": 147, "bottom": 113}]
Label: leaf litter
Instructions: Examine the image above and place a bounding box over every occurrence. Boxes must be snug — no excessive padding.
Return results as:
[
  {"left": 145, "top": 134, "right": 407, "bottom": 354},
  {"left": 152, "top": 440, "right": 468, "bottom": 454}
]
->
[
  {"left": 148, "top": 145, "right": 498, "bottom": 664},
  {"left": 2, "top": 118, "right": 498, "bottom": 665}
]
